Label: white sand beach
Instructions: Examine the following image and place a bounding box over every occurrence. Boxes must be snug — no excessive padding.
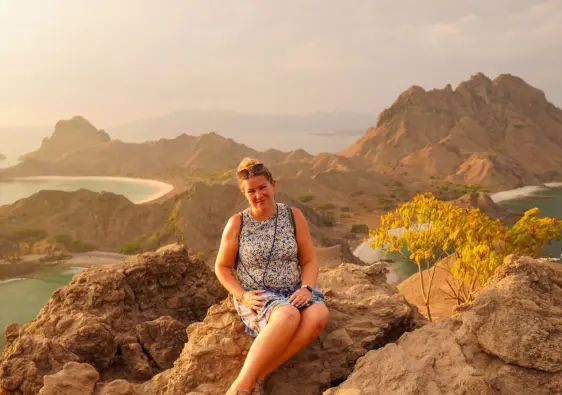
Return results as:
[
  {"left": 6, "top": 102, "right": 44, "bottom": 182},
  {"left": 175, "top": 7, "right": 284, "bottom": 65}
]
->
[
  {"left": 490, "top": 182, "right": 562, "bottom": 203},
  {"left": 12, "top": 175, "right": 174, "bottom": 204}
]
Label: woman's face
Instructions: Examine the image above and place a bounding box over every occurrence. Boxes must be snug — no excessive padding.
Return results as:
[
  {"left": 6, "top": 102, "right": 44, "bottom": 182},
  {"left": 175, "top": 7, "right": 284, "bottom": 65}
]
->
[{"left": 242, "top": 175, "right": 276, "bottom": 210}]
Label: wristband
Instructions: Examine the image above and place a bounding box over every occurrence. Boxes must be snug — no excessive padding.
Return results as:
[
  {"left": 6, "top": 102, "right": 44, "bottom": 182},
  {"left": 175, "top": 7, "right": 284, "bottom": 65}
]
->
[{"left": 301, "top": 285, "right": 313, "bottom": 293}]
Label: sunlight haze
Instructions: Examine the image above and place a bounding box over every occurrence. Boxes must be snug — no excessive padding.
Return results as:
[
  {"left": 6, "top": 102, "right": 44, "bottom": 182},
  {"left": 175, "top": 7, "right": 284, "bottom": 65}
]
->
[{"left": 1, "top": 0, "right": 561, "bottom": 127}]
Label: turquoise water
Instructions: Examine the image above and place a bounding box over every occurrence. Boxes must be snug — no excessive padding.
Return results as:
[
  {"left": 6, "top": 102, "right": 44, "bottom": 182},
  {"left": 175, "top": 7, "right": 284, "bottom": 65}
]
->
[
  {"left": 0, "top": 266, "right": 84, "bottom": 348},
  {"left": 0, "top": 177, "right": 160, "bottom": 206},
  {"left": 496, "top": 186, "right": 562, "bottom": 259}
]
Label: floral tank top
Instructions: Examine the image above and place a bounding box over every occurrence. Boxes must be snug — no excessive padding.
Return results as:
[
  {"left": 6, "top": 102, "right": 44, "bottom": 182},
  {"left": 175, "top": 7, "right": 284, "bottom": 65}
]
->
[{"left": 235, "top": 203, "right": 301, "bottom": 290}]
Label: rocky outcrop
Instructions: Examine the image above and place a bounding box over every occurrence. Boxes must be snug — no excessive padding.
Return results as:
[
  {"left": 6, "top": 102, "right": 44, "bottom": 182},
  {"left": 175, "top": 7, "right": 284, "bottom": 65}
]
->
[
  {"left": 325, "top": 255, "right": 562, "bottom": 395},
  {"left": 339, "top": 73, "right": 562, "bottom": 189},
  {"left": 20, "top": 116, "right": 110, "bottom": 164},
  {"left": 453, "top": 191, "right": 509, "bottom": 221},
  {"left": 0, "top": 244, "right": 226, "bottom": 394},
  {"left": 116, "top": 261, "right": 419, "bottom": 395}
]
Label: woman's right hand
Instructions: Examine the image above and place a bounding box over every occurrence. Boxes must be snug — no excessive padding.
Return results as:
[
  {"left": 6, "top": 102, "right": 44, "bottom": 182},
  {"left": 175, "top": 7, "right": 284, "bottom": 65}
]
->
[{"left": 239, "top": 290, "right": 266, "bottom": 313}]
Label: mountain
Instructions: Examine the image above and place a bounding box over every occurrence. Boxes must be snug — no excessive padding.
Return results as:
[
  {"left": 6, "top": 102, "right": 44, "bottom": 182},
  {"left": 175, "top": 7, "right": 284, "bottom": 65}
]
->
[
  {"left": 0, "top": 117, "right": 302, "bottom": 179},
  {"left": 107, "top": 110, "right": 374, "bottom": 154},
  {"left": 0, "top": 153, "right": 5, "bottom": 161},
  {"left": 339, "top": 73, "right": 562, "bottom": 189}
]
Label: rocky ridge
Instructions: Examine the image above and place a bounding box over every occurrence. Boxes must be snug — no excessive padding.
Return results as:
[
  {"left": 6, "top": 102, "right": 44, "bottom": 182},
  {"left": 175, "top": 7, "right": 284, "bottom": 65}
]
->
[
  {"left": 340, "top": 73, "right": 562, "bottom": 189},
  {"left": 0, "top": 244, "right": 227, "bottom": 394},
  {"left": 1, "top": 246, "right": 420, "bottom": 395},
  {"left": 326, "top": 255, "right": 562, "bottom": 394}
]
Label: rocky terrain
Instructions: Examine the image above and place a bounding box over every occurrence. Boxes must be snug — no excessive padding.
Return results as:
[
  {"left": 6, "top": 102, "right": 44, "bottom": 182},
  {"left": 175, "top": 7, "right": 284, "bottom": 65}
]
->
[
  {"left": 0, "top": 244, "right": 227, "bottom": 394},
  {"left": 1, "top": 244, "right": 421, "bottom": 395},
  {"left": 2, "top": 247, "right": 561, "bottom": 394},
  {"left": 326, "top": 255, "right": 562, "bottom": 395},
  {"left": 340, "top": 73, "right": 562, "bottom": 189}
]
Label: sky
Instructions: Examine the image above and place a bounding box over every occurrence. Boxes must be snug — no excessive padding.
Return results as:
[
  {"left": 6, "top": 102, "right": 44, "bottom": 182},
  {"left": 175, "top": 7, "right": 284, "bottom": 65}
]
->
[{"left": 1, "top": 0, "right": 561, "bottom": 127}]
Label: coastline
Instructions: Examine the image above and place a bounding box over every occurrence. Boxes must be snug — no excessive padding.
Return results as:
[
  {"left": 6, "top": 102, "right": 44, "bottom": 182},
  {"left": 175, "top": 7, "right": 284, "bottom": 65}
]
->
[
  {"left": 11, "top": 175, "right": 174, "bottom": 204},
  {"left": 490, "top": 182, "right": 562, "bottom": 203},
  {"left": 0, "top": 251, "right": 127, "bottom": 282}
]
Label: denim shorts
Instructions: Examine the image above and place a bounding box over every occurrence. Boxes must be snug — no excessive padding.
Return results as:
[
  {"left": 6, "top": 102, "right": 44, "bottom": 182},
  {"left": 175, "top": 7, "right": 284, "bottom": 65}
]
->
[{"left": 233, "top": 285, "right": 326, "bottom": 337}]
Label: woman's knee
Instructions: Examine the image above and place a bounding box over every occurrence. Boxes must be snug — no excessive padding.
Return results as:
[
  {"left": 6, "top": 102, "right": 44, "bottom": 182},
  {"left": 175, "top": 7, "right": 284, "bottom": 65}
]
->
[
  {"left": 270, "top": 305, "right": 301, "bottom": 327},
  {"left": 306, "top": 304, "right": 329, "bottom": 332}
]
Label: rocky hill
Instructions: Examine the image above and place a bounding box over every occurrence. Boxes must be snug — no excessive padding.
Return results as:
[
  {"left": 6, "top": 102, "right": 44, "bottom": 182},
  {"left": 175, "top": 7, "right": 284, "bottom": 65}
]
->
[
  {"left": 0, "top": 244, "right": 420, "bottom": 395},
  {"left": 339, "top": 73, "right": 562, "bottom": 190},
  {"left": 2, "top": 248, "right": 560, "bottom": 394},
  {"left": 0, "top": 153, "right": 6, "bottom": 161},
  {"left": 0, "top": 117, "right": 295, "bottom": 179},
  {"left": 0, "top": 185, "right": 332, "bottom": 257}
]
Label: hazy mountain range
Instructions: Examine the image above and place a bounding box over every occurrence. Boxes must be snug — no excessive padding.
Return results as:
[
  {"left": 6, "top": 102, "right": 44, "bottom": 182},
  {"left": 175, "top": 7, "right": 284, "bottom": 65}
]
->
[{"left": 0, "top": 110, "right": 376, "bottom": 168}]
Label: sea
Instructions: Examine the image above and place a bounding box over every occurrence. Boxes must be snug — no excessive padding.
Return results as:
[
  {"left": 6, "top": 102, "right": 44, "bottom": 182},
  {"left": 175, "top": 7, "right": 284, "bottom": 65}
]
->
[
  {"left": 0, "top": 176, "right": 167, "bottom": 206},
  {"left": 0, "top": 267, "right": 84, "bottom": 348}
]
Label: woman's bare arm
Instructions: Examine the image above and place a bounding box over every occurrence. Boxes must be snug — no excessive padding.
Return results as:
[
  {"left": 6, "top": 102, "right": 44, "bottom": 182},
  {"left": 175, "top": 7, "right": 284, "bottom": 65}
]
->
[{"left": 215, "top": 214, "right": 247, "bottom": 300}]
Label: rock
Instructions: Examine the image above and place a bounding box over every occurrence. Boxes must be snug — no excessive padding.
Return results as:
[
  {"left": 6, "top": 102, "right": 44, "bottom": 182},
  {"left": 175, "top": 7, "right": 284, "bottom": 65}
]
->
[
  {"left": 325, "top": 255, "right": 562, "bottom": 395},
  {"left": 136, "top": 316, "right": 188, "bottom": 369},
  {"left": 120, "top": 344, "right": 152, "bottom": 380},
  {"left": 459, "top": 255, "right": 562, "bottom": 372},
  {"left": 0, "top": 245, "right": 226, "bottom": 394},
  {"left": 38, "top": 362, "right": 99, "bottom": 395},
  {"left": 140, "top": 262, "right": 420, "bottom": 395}
]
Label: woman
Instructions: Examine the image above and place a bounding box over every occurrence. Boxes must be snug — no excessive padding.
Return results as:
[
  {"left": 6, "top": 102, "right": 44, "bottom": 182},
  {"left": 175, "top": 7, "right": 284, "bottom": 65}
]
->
[{"left": 215, "top": 158, "right": 329, "bottom": 395}]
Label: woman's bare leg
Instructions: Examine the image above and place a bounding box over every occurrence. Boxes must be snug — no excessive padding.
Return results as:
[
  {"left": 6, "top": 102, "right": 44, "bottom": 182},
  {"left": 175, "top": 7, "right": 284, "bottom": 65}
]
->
[
  {"left": 228, "top": 305, "right": 301, "bottom": 392},
  {"left": 258, "top": 304, "right": 329, "bottom": 380}
]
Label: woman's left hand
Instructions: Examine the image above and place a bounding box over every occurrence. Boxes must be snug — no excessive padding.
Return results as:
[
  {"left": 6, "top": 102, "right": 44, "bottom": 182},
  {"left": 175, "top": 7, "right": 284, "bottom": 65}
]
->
[{"left": 289, "top": 287, "right": 312, "bottom": 307}]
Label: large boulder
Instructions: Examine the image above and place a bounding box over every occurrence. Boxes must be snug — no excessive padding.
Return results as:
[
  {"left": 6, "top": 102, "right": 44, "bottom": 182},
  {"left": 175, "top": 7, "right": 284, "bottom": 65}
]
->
[
  {"left": 0, "top": 244, "right": 226, "bottom": 395},
  {"left": 118, "top": 261, "right": 420, "bottom": 395},
  {"left": 325, "top": 255, "right": 562, "bottom": 395}
]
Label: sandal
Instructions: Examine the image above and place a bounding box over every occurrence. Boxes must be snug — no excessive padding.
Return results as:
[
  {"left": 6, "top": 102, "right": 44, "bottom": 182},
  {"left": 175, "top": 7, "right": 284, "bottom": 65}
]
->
[{"left": 252, "top": 378, "right": 267, "bottom": 395}]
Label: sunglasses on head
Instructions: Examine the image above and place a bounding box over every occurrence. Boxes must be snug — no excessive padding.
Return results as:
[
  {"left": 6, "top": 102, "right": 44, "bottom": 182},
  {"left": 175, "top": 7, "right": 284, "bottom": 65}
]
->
[{"left": 237, "top": 163, "right": 265, "bottom": 180}]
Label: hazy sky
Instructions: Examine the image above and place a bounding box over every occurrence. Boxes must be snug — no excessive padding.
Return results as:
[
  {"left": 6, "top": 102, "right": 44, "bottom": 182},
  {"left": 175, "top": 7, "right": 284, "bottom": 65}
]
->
[{"left": 1, "top": 0, "right": 561, "bottom": 127}]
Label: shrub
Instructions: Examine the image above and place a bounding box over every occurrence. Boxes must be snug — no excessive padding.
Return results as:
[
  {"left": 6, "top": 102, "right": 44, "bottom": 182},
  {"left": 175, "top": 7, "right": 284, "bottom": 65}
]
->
[
  {"left": 370, "top": 193, "right": 562, "bottom": 321},
  {"left": 321, "top": 215, "right": 335, "bottom": 227},
  {"left": 53, "top": 234, "right": 96, "bottom": 252},
  {"left": 13, "top": 229, "right": 48, "bottom": 243},
  {"left": 120, "top": 242, "right": 141, "bottom": 255},
  {"left": 351, "top": 224, "right": 369, "bottom": 233},
  {"left": 299, "top": 194, "right": 315, "bottom": 203}
]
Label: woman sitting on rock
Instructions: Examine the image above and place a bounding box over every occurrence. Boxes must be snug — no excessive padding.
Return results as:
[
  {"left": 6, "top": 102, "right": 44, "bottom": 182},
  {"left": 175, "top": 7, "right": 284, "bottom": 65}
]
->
[{"left": 215, "top": 157, "right": 329, "bottom": 395}]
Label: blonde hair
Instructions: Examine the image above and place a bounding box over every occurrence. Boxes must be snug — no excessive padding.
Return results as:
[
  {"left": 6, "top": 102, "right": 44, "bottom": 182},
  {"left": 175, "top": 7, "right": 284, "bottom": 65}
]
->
[{"left": 237, "top": 157, "right": 273, "bottom": 190}]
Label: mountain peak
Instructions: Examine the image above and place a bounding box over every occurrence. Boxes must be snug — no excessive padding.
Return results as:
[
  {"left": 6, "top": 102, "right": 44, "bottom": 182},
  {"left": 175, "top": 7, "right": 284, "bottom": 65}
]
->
[
  {"left": 20, "top": 116, "right": 111, "bottom": 163},
  {"left": 341, "top": 73, "right": 562, "bottom": 190}
]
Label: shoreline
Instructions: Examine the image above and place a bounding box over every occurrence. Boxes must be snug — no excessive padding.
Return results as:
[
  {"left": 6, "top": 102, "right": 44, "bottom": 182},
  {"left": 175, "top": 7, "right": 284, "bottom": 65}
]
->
[
  {"left": 10, "top": 175, "right": 174, "bottom": 204},
  {"left": 490, "top": 182, "right": 562, "bottom": 203},
  {"left": 0, "top": 251, "right": 128, "bottom": 282}
]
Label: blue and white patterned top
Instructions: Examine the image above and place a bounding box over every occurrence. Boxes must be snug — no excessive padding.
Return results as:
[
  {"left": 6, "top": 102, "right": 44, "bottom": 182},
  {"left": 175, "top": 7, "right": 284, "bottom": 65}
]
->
[{"left": 235, "top": 203, "right": 301, "bottom": 290}]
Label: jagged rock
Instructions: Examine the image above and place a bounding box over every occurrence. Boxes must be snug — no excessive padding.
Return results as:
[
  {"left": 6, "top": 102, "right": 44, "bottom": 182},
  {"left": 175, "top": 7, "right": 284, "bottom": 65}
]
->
[
  {"left": 325, "top": 255, "right": 562, "bottom": 395},
  {"left": 0, "top": 245, "right": 226, "bottom": 394},
  {"left": 138, "top": 261, "right": 420, "bottom": 395},
  {"left": 137, "top": 316, "right": 188, "bottom": 369},
  {"left": 121, "top": 344, "right": 153, "bottom": 380},
  {"left": 459, "top": 255, "right": 562, "bottom": 372},
  {"left": 38, "top": 362, "right": 99, "bottom": 395}
]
